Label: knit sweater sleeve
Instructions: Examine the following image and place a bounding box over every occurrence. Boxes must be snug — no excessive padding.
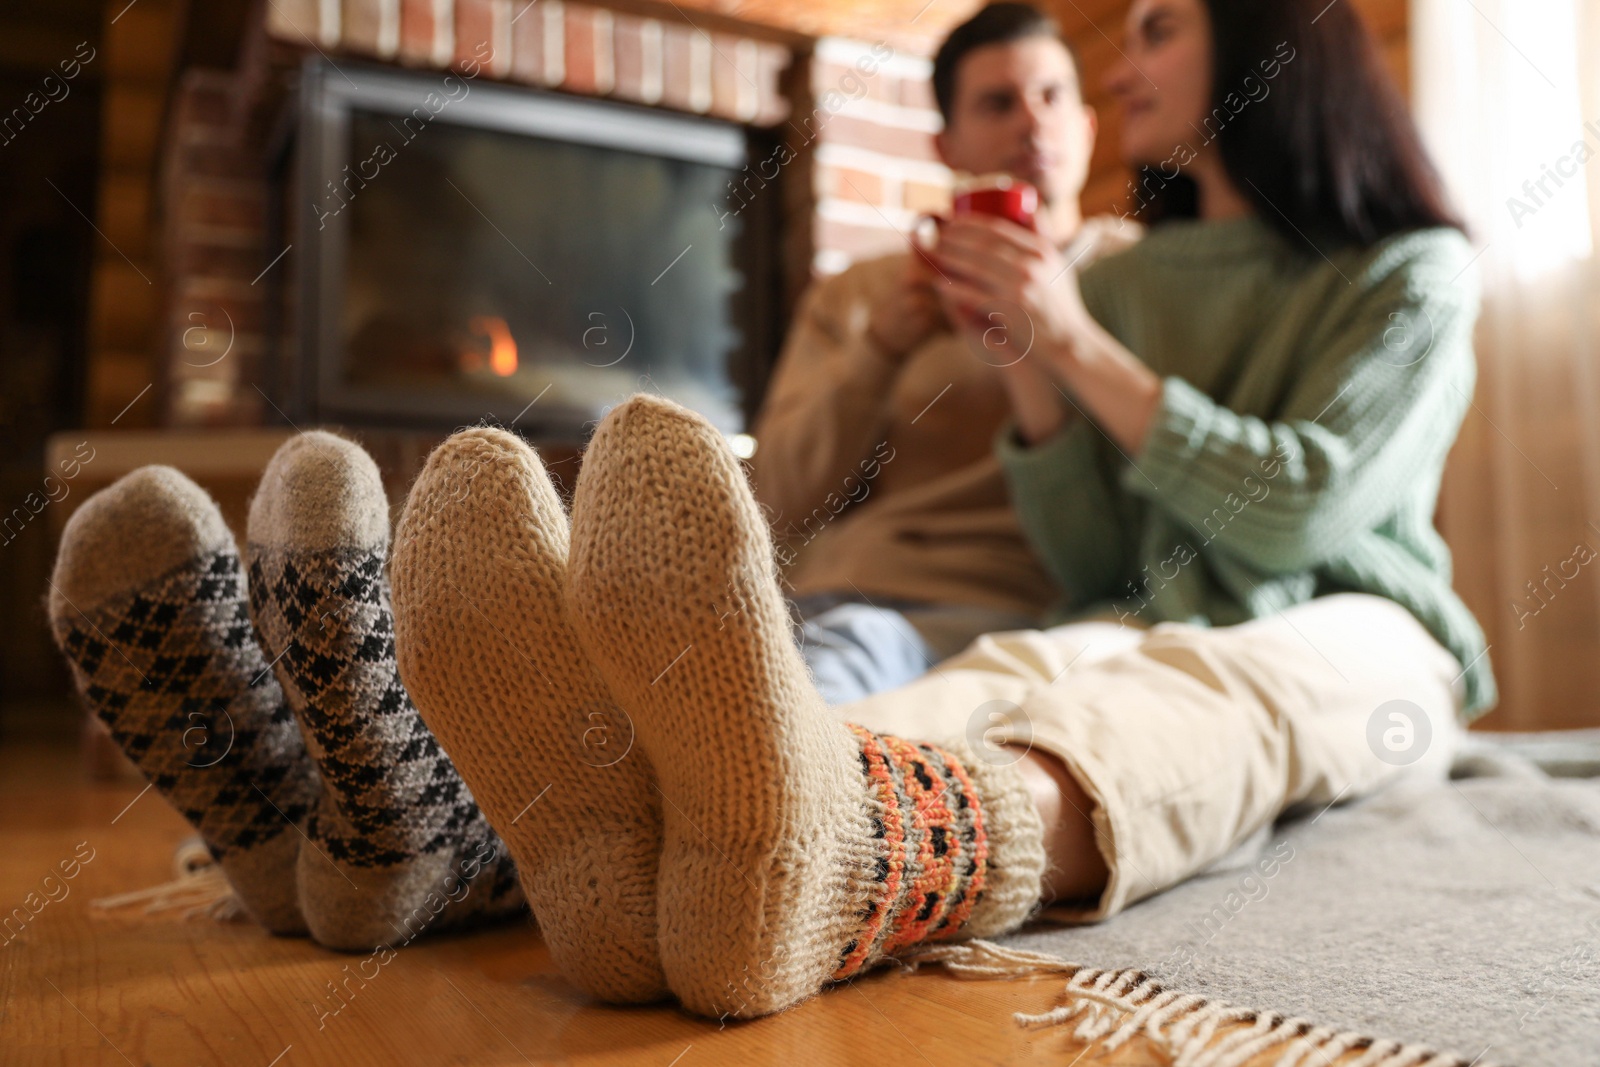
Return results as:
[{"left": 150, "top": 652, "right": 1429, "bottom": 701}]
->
[
  {"left": 995, "top": 415, "right": 1133, "bottom": 610},
  {"left": 748, "top": 258, "right": 903, "bottom": 527},
  {"left": 1124, "top": 229, "right": 1479, "bottom": 575},
  {"left": 992, "top": 251, "right": 1141, "bottom": 609}
]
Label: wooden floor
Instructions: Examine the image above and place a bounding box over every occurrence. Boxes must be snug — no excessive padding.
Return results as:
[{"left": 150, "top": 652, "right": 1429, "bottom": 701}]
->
[{"left": 0, "top": 742, "right": 1181, "bottom": 1067}]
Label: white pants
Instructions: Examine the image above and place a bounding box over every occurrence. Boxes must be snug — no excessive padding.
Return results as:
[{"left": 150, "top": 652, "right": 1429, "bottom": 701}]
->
[{"left": 834, "top": 594, "right": 1462, "bottom": 919}]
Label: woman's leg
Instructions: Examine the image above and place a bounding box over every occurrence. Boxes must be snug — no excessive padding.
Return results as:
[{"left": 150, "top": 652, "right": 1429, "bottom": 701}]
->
[
  {"left": 1067, "top": 594, "right": 1460, "bottom": 919},
  {"left": 391, "top": 428, "right": 669, "bottom": 1003},
  {"left": 1017, "top": 748, "right": 1110, "bottom": 902},
  {"left": 837, "top": 620, "right": 1145, "bottom": 903},
  {"left": 566, "top": 395, "right": 1046, "bottom": 1019},
  {"left": 547, "top": 392, "right": 1461, "bottom": 1017},
  {"left": 840, "top": 593, "right": 1462, "bottom": 919}
]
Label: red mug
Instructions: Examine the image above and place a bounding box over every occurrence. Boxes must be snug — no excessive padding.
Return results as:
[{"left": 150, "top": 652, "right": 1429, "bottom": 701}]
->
[
  {"left": 915, "top": 173, "right": 1039, "bottom": 254},
  {"left": 952, "top": 173, "right": 1039, "bottom": 229}
]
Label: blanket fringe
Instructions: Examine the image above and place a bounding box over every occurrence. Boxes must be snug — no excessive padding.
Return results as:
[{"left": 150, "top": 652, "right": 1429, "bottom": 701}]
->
[
  {"left": 903, "top": 941, "right": 1497, "bottom": 1067},
  {"left": 90, "top": 836, "right": 244, "bottom": 922}
]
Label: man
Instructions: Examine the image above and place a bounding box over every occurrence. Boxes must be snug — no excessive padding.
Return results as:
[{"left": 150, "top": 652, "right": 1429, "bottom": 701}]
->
[{"left": 750, "top": 2, "right": 1137, "bottom": 705}]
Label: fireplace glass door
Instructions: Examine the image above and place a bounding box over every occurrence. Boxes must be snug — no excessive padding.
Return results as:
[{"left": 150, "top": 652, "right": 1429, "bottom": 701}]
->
[{"left": 292, "top": 59, "right": 771, "bottom": 438}]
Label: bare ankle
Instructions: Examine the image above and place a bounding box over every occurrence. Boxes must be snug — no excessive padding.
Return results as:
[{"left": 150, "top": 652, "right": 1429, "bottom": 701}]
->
[{"left": 1015, "top": 748, "right": 1110, "bottom": 905}]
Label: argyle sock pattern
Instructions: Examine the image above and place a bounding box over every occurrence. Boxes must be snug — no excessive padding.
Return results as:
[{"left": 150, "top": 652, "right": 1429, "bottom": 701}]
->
[
  {"left": 247, "top": 547, "right": 519, "bottom": 866},
  {"left": 246, "top": 433, "right": 525, "bottom": 950},
  {"left": 48, "top": 468, "right": 318, "bottom": 935}
]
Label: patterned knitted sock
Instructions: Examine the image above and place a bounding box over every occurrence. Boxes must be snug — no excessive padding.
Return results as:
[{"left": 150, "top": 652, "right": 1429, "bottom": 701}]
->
[
  {"left": 390, "top": 427, "right": 667, "bottom": 1003},
  {"left": 48, "top": 466, "right": 316, "bottom": 935},
  {"left": 246, "top": 432, "right": 525, "bottom": 951},
  {"left": 566, "top": 394, "right": 1046, "bottom": 1019}
]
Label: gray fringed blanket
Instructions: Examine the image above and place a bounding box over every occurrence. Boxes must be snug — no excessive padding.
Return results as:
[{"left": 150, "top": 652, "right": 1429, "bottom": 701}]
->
[{"left": 962, "top": 731, "right": 1600, "bottom": 1066}]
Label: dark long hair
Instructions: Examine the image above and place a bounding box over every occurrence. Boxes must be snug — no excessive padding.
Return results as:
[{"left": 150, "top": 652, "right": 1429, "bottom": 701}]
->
[{"left": 1136, "top": 0, "right": 1464, "bottom": 247}]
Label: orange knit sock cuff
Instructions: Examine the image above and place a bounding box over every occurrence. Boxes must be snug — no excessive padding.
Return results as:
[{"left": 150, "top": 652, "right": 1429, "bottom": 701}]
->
[{"left": 833, "top": 724, "right": 992, "bottom": 980}]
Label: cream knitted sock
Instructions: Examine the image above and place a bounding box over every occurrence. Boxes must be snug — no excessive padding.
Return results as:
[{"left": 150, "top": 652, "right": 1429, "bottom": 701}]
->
[
  {"left": 247, "top": 432, "right": 525, "bottom": 951},
  {"left": 390, "top": 427, "right": 668, "bottom": 1003},
  {"left": 48, "top": 467, "right": 317, "bottom": 935},
  {"left": 565, "top": 394, "right": 1047, "bottom": 1019}
]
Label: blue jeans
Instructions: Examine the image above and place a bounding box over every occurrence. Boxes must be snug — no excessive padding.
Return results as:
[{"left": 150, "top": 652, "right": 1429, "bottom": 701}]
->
[{"left": 791, "top": 592, "right": 1038, "bottom": 707}]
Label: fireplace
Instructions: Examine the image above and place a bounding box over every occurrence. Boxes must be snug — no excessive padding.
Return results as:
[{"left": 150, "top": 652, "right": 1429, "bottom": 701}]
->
[
  {"left": 154, "top": 4, "right": 950, "bottom": 432},
  {"left": 274, "top": 57, "right": 783, "bottom": 441}
]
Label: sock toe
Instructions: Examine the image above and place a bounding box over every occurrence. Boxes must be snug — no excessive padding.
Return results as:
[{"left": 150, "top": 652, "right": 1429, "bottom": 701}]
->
[
  {"left": 52, "top": 465, "right": 234, "bottom": 612},
  {"left": 247, "top": 431, "right": 389, "bottom": 554}
]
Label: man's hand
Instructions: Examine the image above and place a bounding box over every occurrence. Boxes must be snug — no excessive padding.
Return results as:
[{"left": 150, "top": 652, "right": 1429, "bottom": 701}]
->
[{"left": 866, "top": 252, "right": 946, "bottom": 361}]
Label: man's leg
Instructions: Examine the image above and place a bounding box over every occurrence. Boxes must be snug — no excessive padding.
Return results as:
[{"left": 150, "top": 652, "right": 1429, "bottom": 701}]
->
[
  {"left": 247, "top": 433, "right": 527, "bottom": 948},
  {"left": 791, "top": 595, "right": 939, "bottom": 705},
  {"left": 49, "top": 467, "right": 316, "bottom": 935},
  {"left": 793, "top": 595, "right": 1049, "bottom": 705}
]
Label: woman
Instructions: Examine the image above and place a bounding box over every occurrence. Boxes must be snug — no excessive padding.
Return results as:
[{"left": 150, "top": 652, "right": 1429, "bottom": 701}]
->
[
  {"left": 905, "top": 0, "right": 1492, "bottom": 950},
  {"left": 48, "top": 0, "right": 1489, "bottom": 1028}
]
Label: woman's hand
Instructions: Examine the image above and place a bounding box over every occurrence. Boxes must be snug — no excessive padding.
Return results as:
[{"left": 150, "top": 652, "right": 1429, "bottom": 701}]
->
[
  {"left": 993, "top": 353, "right": 1074, "bottom": 445},
  {"left": 924, "top": 236, "right": 1071, "bottom": 444},
  {"left": 932, "top": 216, "right": 1163, "bottom": 455},
  {"left": 931, "top": 215, "right": 1092, "bottom": 366}
]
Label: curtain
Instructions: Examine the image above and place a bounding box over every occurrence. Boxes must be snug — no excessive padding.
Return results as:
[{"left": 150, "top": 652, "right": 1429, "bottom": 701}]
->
[{"left": 1412, "top": 0, "right": 1600, "bottom": 728}]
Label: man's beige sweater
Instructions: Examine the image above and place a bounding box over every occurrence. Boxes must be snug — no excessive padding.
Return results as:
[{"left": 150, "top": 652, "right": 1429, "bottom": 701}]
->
[{"left": 749, "top": 216, "right": 1137, "bottom": 617}]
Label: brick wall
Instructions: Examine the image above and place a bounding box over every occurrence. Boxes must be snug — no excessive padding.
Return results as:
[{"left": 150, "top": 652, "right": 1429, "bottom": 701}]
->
[
  {"left": 804, "top": 37, "right": 949, "bottom": 277},
  {"left": 154, "top": 0, "right": 965, "bottom": 425},
  {"left": 161, "top": 71, "right": 270, "bottom": 425},
  {"left": 262, "top": 0, "right": 792, "bottom": 125},
  {"left": 159, "top": 0, "right": 929, "bottom": 424}
]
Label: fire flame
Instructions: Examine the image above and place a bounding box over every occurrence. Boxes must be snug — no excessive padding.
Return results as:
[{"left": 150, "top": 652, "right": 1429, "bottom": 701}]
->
[{"left": 469, "top": 316, "right": 518, "bottom": 376}]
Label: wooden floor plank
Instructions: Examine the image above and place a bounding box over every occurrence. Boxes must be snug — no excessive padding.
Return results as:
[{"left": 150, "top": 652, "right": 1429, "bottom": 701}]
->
[{"left": 1, "top": 741, "right": 1288, "bottom": 1065}]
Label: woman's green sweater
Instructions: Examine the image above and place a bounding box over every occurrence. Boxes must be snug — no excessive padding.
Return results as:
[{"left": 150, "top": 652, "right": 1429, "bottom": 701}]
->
[{"left": 995, "top": 216, "right": 1495, "bottom": 718}]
